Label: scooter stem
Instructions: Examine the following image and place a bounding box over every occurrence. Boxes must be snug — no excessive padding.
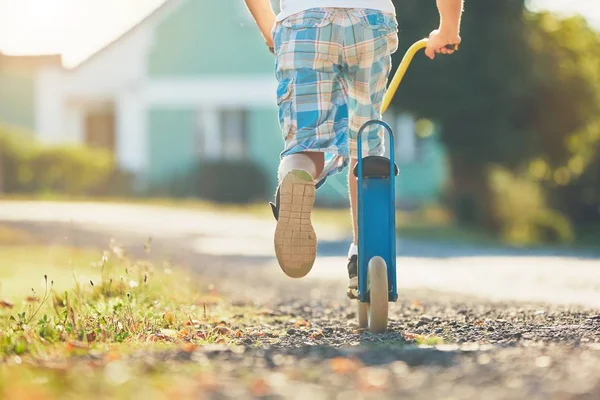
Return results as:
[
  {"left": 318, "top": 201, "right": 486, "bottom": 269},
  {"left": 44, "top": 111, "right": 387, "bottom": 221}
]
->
[{"left": 380, "top": 38, "right": 429, "bottom": 114}]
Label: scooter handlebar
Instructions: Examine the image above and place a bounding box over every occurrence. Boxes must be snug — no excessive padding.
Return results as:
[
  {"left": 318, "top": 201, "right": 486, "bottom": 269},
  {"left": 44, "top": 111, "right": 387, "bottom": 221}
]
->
[{"left": 380, "top": 39, "right": 459, "bottom": 114}]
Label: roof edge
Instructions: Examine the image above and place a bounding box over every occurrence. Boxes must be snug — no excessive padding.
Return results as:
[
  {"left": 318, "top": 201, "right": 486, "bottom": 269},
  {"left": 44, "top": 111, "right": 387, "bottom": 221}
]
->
[{"left": 68, "top": 0, "right": 186, "bottom": 71}]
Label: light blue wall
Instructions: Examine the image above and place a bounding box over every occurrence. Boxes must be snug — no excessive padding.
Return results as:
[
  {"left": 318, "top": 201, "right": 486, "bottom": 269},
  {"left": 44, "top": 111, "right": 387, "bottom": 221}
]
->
[
  {"left": 147, "top": 108, "right": 197, "bottom": 185},
  {"left": 148, "top": 0, "right": 275, "bottom": 76},
  {"left": 247, "top": 108, "right": 283, "bottom": 195},
  {"left": 0, "top": 70, "right": 36, "bottom": 130},
  {"left": 144, "top": 0, "right": 448, "bottom": 204}
]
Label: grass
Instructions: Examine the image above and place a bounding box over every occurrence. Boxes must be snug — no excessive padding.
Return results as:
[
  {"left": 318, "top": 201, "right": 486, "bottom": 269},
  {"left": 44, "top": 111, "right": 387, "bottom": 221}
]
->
[
  {"left": 0, "top": 226, "right": 293, "bottom": 399},
  {"left": 413, "top": 335, "right": 445, "bottom": 346}
]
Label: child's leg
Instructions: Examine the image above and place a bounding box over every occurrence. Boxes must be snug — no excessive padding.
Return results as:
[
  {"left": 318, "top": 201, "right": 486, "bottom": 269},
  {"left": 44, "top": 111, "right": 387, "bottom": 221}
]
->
[
  {"left": 271, "top": 9, "right": 346, "bottom": 278},
  {"left": 277, "top": 152, "right": 324, "bottom": 183},
  {"left": 343, "top": 9, "right": 399, "bottom": 292},
  {"left": 272, "top": 152, "right": 324, "bottom": 279},
  {"left": 345, "top": 157, "right": 359, "bottom": 291},
  {"left": 348, "top": 158, "right": 358, "bottom": 245}
]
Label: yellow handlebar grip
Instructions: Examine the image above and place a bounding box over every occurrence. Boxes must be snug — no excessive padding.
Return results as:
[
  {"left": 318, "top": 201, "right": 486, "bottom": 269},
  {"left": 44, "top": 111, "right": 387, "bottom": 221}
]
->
[
  {"left": 380, "top": 39, "right": 459, "bottom": 115},
  {"left": 381, "top": 39, "right": 429, "bottom": 114}
]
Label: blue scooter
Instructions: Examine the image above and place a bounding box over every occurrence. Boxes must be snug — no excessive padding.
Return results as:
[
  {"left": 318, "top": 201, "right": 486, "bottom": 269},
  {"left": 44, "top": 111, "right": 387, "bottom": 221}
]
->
[{"left": 353, "top": 39, "right": 457, "bottom": 333}]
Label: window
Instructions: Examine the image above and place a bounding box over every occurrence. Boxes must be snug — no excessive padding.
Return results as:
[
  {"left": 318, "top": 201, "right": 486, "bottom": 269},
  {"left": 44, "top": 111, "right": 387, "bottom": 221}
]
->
[
  {"left": 220, "top": 109, "right": 248, "bottom": 160},
  {"left": 194, "top": 108, "right": 248, "bottom": 160},
  {"left": 381, "top": 111, "right": 416, "bottom": 163},
  {"left": 85, "top": 104, "right": 116, "bottom": 153},
  {"left": 394, "top": 113, "right": 417, "bottom": 163},
  {"left": 194, "top": 110, "right": 212, "bottom": 159}
]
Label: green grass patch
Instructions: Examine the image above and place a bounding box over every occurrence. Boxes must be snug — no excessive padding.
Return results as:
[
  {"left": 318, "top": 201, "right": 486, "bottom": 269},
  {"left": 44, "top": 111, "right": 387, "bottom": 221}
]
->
[
  {"left": 0, "top": 240, "right": 292, "bottom": 399},
  {"left": 413, "top": 335, "right": 445, "bottom": 346}
]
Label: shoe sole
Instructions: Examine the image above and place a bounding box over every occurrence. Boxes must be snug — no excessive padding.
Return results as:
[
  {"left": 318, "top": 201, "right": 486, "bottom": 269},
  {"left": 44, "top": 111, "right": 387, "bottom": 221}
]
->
[
  {"left": 274, "top": 170, "right": 317, "bottom": 278},
  {"left": 347, "top": 277, "right": 359, "bottom": 299},
  {"left": 348, "top": 276, "right": 358, "bottom": 290}
]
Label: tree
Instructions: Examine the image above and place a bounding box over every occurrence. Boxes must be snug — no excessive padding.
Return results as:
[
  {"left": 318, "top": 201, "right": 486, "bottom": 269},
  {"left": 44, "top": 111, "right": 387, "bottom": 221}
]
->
[
  {"left": 391, "top": 0, "right": 535, "bottom": 229},
  {"left": 523, "top": 13, "right": 600, "bottom": 226},
  {"left": 390, "top": 1, "right": 600, "bottom": 238}
]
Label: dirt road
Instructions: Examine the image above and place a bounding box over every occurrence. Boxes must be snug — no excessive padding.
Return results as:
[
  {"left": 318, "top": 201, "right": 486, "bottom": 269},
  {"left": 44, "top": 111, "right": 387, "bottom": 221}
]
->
[{"left": 1, "top": 200, "right": 600, "bottom": 399}]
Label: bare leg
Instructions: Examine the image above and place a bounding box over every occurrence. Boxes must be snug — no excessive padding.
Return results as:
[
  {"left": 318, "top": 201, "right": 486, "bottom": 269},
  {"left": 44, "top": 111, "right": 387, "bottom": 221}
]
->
[
  {"left": 303, "top": 152, "right": 325, "bottom": 178},
  {"left": 273, "top": 151, "right": 324, "bottom": 279},
  {"left": 277, "top": 152, "right": 324, "bottom": 182},
  {"left": 348, "top": 158, "right": 358, "bottom": 245},
  {"left": 346, "top": 157, "right": 359, "bottom": 294}
]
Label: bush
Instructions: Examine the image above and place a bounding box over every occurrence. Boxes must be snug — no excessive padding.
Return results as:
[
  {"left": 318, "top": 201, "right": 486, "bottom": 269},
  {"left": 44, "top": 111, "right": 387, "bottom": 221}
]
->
[
  {"left": 0, "top": 126, "right": 31, "bottom": 193},
  {"left": 0, "top": 125, "right": 133, "bottom": 196},
  {"left": 157, "top": 159, "right": 269, "bottom": 204},
  {"left": 192, "top": 159, "right": 269, "bottom": 203},
  {"left": 488, "top": 166, "right": 574, "bottom": 246}
]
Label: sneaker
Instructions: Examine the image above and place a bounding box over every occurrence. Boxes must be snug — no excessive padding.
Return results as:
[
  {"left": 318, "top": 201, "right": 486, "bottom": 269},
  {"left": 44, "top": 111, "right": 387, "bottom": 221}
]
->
[
  {"left": 269, "top": 169, "right": 317, "bottom": 278},
  {"left": 347, "top": 254, "right": 359, "bottom": 299}
]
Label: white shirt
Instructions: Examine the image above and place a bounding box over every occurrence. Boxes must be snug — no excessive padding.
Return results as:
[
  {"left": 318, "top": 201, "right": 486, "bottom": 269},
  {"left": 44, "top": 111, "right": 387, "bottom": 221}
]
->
[{"left": 276, "top": 0, "right": 396, "bottom": 21}]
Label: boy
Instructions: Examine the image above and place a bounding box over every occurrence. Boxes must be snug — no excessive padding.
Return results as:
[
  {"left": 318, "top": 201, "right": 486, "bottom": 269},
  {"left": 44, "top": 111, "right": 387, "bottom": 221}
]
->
[{"left": 244, "top": 0, "right": 463, "bottom": 291}]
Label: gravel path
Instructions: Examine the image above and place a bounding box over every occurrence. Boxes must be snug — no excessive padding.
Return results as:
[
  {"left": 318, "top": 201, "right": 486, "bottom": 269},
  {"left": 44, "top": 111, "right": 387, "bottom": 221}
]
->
[
  {"left": 173, "top": 260, "right": 600, "bottom": 400},
  {"left": 114, "top": 274, "right": 600, "bottom": 400},
  {"left": 2, "top": 201, "right": 600, "bottom": 399}
]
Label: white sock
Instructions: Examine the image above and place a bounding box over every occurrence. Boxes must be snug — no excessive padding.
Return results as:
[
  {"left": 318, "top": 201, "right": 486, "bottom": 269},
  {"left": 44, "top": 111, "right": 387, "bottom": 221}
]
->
[
  {"left": 348, "top": 243, "right": 358, "bottom": 258},
  {"left": 277, "top": 153, "right": 317, "bottom": 182}
]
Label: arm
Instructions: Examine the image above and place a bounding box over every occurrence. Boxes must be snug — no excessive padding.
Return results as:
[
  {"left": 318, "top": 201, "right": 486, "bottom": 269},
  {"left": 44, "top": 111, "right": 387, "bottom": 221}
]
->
[
  {"left": 244, "top": 0, "right": 277, "bottom": 52},
  {"left": 425, "top": 0, "right": 464, "bottom": 60}
]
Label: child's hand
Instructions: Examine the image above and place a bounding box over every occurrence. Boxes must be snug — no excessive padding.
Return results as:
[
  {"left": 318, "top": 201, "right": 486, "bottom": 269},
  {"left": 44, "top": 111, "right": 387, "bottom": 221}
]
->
[
  {"left": 425, "top": 29, "right": 461, "bottom": 60},
  {"left": 266, "top": 36, "right": 275, "bottom": 54}
]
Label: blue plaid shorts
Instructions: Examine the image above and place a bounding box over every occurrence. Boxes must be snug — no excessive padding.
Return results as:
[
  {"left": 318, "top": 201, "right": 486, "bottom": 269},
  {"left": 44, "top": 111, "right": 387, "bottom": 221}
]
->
[{"left": 272, "top": 8, "right": 399, "bottom": 185}]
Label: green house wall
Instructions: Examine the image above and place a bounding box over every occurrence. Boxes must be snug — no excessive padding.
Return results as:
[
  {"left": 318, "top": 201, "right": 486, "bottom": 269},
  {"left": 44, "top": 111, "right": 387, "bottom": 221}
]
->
[
  {"left": 0, "top": 69, "right": 36, "bottom": 130},
  {"left": 147, "top": 0, "right": 275, "bottom": 77},
  {"left": 144, "top": 0, "right": 447, "bottom": 204}
]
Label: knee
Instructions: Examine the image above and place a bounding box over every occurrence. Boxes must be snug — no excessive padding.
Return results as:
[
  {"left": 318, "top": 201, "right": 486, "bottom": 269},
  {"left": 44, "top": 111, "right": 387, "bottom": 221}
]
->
[
  {"left": 302, "top": 152, "right": 325, "bottom": 176},
  {"left": 278, "top": 152, "right": 323, "bottom": 181}
]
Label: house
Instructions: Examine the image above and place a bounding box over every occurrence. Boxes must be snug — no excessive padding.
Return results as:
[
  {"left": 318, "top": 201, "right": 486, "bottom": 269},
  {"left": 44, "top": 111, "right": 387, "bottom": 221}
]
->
[
  {"left": 28, "top": 0, "right": 448, "bottom": 206},
  {"left": 0, "top": 53, "right": 62, "bottom": 131}
]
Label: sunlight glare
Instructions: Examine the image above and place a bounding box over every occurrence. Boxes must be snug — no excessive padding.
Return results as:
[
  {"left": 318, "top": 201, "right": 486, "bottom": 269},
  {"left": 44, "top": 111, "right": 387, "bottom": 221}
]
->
[
  {"left": 0, "top": 0, "right": 70, "bottom": 55},
  {"left": 0, "top": 0, "right": 167, "bottom": 67}
]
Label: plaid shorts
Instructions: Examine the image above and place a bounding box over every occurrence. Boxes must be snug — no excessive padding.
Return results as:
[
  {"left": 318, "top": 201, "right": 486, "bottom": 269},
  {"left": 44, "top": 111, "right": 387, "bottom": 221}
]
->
[{"left": 272, "top": 8, "right": 399, "bottom": 185}]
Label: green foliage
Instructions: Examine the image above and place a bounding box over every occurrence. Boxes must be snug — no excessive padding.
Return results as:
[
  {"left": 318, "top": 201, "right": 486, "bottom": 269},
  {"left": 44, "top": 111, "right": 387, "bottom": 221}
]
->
[
  {"left": 523, "top": 13, "right": 600, "bottom": 226},
  {"left": 391, "top": 2, "right": 600, "bottom": 239},
  {"left": 0, "top": 125, "right": 133, "bottom": 196},
  {"left": 0, "top": 245, "right": 183, "bottom": 358},
  {"left": 390, "top": 0, "right": 537, "bottom": 230},
  {"left": 150, "top": 159, "right": 269, "bottom": 203},
  {"left": 414, "top": 335, "right": 445, "bottom": 346},
  {"left": 553, "top": 154, "right": 600, "bottom": 226},
  {"left": 191, "top": 160, "right": 269, "bottom": 203},
  {"left": 488, "top": 166, "right": 574, "bottom": 246},
  {"left": 0, "top": 240, "right": 294, "bottom": 397},
  {"left": 392, "top": 0, "right": 535, "bottom": 166},
  {"left": 524, "top": 13, "right": 600, "bottom": 169}
]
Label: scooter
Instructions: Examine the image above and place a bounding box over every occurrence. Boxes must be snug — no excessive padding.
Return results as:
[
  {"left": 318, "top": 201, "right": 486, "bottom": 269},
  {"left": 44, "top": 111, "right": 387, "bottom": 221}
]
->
[{"left": 353, "top": 39, "right": 457, "bottom": 333}]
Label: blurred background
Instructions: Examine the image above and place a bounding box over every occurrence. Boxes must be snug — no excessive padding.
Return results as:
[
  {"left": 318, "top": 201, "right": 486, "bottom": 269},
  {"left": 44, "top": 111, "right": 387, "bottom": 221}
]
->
[{"left": 0, "top": 0, "right": 599, "bottom": 249}]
